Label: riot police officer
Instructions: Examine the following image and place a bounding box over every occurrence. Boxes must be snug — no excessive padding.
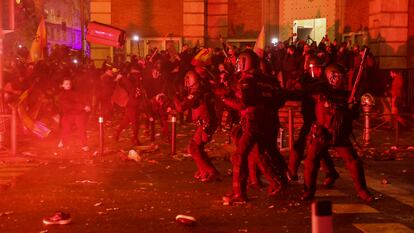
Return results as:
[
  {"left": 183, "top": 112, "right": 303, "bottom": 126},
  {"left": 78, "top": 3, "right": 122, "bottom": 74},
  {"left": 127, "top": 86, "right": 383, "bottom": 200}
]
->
[
  {"left": 222, "top": 51, "right": 283, "bottom": 204},
  {"left": 288, "top": 57, "right": 339, "bottom": 187},
  {"left": 174, "top": 70, "right": 219, "bottom": 182},
  {"left": 301, "top": 63, "right": 373, "bottom": 202}
]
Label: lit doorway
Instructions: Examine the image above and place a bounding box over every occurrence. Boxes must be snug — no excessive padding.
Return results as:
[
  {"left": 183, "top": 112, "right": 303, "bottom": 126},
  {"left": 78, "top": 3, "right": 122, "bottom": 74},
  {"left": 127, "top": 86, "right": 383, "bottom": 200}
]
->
[{"left": 293, "top": 18, "right": 326, "bottom": 44}]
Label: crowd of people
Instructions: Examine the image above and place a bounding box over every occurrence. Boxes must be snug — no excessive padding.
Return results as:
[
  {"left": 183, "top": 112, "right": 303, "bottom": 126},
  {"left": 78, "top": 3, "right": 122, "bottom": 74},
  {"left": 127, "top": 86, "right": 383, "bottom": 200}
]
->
[{"left": 2, "top": 37, "right": 383, "bottom": 204}]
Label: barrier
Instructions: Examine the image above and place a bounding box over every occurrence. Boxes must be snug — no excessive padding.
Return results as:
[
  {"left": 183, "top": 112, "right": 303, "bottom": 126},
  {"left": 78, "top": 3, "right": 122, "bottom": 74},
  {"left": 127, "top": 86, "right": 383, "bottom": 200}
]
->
[{"left": 278, "top": 100, "right": 414, "bottom": 151}]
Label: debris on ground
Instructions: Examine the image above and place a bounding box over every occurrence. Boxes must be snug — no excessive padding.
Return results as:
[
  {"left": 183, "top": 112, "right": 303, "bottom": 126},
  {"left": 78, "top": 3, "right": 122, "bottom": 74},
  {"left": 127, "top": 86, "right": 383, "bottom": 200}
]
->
[
  {"left": 105, "top": 207, "right": 120, "bottom": 211},
  {"left": 146, "top": 159, "right": 159, "bottom": 164},
  {"left": 42, "top": 211, "right": 72, "bottom": 225},
  {"left": 277, "top": 208, "right": 288, "bottom": 214},
  {"left": 128, "top": 150, "right": 142, "bottom": 162},
  {"left": 0, "top": 211, "right": 14, "bottom": 217},
  {"left": 381, "top": 179, "right": 390, "bottom": 184},
  {"left": 373, "top": 150, "right": 396, "bottom": 161},
  {"left": 22, "top": 151, "right": 37, "bottom": 156},
  {"left": 175, "top": 214, "right": 196, "bottom": 226},
  {"left": 75, "top": 180, "right": 100, "bottom": 184},
  {"left": 94, "top": 202, "right": 103, "bottom": 207}
]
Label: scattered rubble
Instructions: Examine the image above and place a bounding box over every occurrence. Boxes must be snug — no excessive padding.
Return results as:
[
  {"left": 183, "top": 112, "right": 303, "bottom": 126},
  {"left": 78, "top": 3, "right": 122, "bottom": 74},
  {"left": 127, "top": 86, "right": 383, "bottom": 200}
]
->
[{"left": 175, "top": 214, "right": 196, "bottom": 226}]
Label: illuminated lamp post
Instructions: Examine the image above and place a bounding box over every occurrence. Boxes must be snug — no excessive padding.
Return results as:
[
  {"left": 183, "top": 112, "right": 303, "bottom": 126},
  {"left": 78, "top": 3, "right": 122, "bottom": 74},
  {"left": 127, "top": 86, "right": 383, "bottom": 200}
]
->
[
  {"left": 271, "top": 37, "right": 278, "bottom": 46},
  {"left": 132, "top": 34, "right": 140, "bottom": 58}
]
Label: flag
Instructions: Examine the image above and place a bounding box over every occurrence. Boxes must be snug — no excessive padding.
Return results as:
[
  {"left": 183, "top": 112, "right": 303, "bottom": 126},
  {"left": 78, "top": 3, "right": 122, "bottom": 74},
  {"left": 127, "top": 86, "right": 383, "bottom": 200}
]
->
[
  {"left": 17, "top": 89, "right": 51, "bottom": 139},
  {"left": 253, "top": 25, "right": 265, "bottom": 58},
  {"left": 191, "top": 48, "right": 213, "bottom": 67},
  {"left": 30, "top": 17, "right": 47, "bottom": 61}
]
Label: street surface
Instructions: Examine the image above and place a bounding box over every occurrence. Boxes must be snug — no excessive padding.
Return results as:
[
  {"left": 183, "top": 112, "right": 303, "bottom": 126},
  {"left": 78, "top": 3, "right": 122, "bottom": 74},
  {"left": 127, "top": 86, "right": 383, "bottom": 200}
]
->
[{"left": 0, "top": 117, "right": 414, "bottom": 233}]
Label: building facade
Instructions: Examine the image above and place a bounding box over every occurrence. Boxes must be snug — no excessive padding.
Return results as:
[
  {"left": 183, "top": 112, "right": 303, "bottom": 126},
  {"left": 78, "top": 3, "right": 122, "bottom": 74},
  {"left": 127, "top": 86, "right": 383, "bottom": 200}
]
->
[
  {"left": 89, "top": 0, "right": 414, "bottom": 69},
  {"left": 44, "top": 0, "right": 83, "bottom": 50}
]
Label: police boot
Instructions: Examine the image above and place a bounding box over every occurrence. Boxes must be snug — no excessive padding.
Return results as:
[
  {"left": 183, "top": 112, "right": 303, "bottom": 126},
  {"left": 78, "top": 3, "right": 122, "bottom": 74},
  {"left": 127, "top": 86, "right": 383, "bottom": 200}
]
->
[
  {"left": 267, "top": 178, "right": 285, "bottom": 197},
  {"left": 222, "top": 193, "right": 248, "bottom": 206},
  {"left": 300, "top": 190, "right": 315, "bottom": 201},
  {"left": 358, "top": 189, "right": 374, "bottom": 203},
  {"left": 300, "top": 185, "right": 316, "bottom": 201},
  {"left": 200, "top": 169, "right": 220, "bottom": 182},
  {"left": 323, "top": 172, "right": 340, "bottom": 188}
]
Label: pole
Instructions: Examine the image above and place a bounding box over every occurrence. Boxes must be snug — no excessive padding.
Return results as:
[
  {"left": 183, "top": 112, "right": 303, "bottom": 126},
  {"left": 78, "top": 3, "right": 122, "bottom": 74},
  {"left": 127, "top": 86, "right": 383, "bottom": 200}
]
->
[
  {"left": 288, "top": 108, "right": 294, "bottom": 151},
  {"left": 149, "top": 116, "right": 155, "bottom": 142},
  {"left": 362, "top": 106, "right": 372, "bottom": 146},
  {"left": 80, "top": 0, "right": 85, "bottom": 61},
  {"left": 171, "top": 115, "right": 176, "bottom": 155},
  {"left": 9, "top": 0, "right": 15, "bottom": 31},
  {"left": 0, "top": 2, "right": 4, "bottom": 93},
  {"left": 11, "top": 106, "right": 17, "bottom": 156},
  {"left": 0, "top": 4, "right": 5, "bottom": 150},
  {"left": 99, "top": 116, "right": 104, "bottom": 156}
]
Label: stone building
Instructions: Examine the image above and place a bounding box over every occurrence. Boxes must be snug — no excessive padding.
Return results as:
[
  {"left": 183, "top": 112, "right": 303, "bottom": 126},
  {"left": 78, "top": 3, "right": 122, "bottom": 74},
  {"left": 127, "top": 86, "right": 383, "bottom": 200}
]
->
[{"left": 89, "top": 0, "right": 414, "bottom": 70}]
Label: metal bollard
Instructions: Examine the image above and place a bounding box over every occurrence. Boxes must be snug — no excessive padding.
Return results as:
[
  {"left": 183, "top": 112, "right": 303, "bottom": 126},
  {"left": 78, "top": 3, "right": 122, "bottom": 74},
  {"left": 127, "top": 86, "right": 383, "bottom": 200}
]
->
[
  {"left": 99, "top": 116, "right": 104, "bottom": 156},
  {"left": 288, "top": 108, "right": 294, "bottom": 151},
  {"left": 312, "top": 200, "right": 333, "bottom": 233},
  {"left": 361, "top": 93, "right": 375, "bottom": 147},
  {"left": 149, "top": 117, "right": 155, "bottom": 142},
  {"left": 11, "top": 107, "right": 17, "bottom": 156},
  {"left": 362, "top": 105, "right": 372, "bottom": 146},
  {"left": 171, "top": 115, "right": 176, "bottom": 155}
]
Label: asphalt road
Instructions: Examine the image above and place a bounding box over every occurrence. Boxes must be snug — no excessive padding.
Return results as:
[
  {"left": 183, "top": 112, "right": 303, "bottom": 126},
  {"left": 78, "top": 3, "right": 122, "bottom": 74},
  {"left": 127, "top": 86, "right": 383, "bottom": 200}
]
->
[{"left": 0, "top": 121, "right": 413, "bottom": 233}]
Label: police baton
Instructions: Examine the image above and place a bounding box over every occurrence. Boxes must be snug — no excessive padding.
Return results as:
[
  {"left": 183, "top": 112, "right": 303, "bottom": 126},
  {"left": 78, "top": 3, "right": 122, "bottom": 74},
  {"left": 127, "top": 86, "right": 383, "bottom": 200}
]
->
[{"left": 312, "top": 200, "right": 333, "bottom": 233}]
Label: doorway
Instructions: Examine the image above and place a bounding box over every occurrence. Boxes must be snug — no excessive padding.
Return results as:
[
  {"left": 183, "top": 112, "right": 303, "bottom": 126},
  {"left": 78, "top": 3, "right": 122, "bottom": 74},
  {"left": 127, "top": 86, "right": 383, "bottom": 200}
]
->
[{"left": 293, "top": 18, "right": 326, "bottom": 44}]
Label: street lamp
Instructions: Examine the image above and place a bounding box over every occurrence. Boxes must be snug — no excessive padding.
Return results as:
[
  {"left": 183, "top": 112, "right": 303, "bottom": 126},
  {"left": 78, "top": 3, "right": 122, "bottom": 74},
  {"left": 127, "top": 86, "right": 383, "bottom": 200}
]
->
[
  {"left": 271, "top": 37, "right": 278, "bottom": 46},
  {"left": 132, "top": 34, "right": 140, "bottom": 58},
  {"left": 132, "top": 35, "right": 140, "bottom": 42}
]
